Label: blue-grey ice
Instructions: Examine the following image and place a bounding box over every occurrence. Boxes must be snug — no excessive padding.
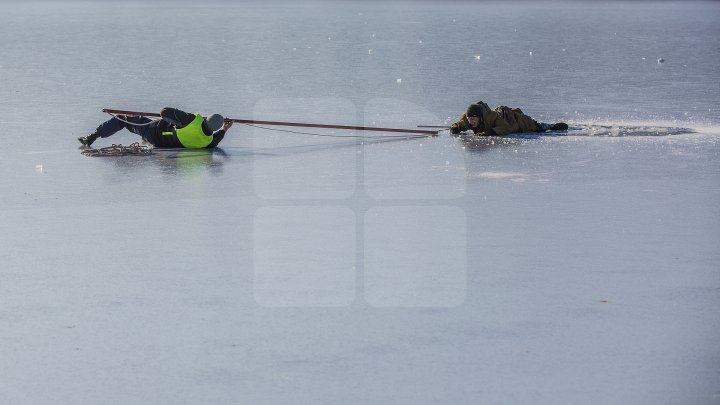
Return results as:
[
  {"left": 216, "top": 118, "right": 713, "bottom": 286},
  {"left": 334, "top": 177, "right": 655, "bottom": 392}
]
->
[{"left": 1, "top": 1, "right": 718, "bottom": 404}]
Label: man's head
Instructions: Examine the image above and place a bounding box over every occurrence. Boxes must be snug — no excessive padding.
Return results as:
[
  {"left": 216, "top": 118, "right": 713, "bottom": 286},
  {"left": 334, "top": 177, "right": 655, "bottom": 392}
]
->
[
  {"left": 206, "top": 114, "right": 225, "bottom": 131},
  {"left": 466, "top": 104, "right": 482, "bottom": 127}
]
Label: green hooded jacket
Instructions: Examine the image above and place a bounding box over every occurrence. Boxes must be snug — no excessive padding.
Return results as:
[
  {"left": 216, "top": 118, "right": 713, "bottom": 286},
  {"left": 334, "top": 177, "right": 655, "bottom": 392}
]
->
[{"left": 450, "top": 102, "right": 541, "bottom": 135}]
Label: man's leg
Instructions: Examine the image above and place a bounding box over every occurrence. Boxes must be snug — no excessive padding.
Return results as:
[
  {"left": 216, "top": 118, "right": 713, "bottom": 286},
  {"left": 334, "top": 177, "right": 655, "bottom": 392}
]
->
[
  {"left": 79, "top": 115, "right": 138, "bottom": 146},
  {"left": 537, "top": 122, "right": 553, "bottom": 131},
  {"left": 123, "top": 117, "right": 161, "bottom": 145},
  {"left": 536, "top": 122, "right": 568, "bottom": 132}
]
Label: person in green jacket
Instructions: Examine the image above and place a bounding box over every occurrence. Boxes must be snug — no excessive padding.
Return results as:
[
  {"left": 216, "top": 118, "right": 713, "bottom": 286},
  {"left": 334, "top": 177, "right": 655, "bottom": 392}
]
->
[{"left": 450, "top": 101, "right": 568, "bottom": 136}]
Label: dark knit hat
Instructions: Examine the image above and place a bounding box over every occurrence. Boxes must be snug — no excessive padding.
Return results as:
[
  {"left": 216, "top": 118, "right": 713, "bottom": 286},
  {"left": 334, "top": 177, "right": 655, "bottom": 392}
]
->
[
  {"left": 466, "top": 103, "right": 482, "bottom": 117},
  {"left": 206, "top": 114, "right": 225, "bottom": 131}
]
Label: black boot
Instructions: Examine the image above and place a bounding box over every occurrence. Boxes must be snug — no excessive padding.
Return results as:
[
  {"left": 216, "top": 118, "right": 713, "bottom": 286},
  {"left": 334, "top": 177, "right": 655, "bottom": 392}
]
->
[{"left": 78, "top": 133, "right": 99, "bottom": 146}]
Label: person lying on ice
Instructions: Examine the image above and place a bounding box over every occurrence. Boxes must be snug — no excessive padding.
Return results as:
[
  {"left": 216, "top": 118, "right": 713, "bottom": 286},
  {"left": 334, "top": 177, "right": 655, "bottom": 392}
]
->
[
  {"left": 78, "top": 107, "right": 233, "bottom": 148},
  {"left": 450, "top": 101, "right": 568, "bottom": 136}
]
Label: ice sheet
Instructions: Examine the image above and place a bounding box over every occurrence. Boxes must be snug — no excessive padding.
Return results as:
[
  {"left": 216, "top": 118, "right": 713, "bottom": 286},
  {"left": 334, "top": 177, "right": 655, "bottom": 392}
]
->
[{"left": 1, "top": 1, "right": 718, "bottom": 404}]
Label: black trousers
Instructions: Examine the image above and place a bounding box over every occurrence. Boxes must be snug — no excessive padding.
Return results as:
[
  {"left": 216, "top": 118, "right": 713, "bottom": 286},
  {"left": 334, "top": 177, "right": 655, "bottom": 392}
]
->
[{"left": 93, "top": 115, "right": 162, "bottom": 145}]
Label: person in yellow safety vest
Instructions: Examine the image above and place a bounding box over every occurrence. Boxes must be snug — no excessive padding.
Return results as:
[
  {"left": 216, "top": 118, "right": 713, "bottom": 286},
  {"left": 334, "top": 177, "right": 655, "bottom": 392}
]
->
[
  {"left": 79, "top": 107, "right": 233, "bottom": 148},
  {"left": 450, "top": 101, "right": 568, "bottom": 136}
]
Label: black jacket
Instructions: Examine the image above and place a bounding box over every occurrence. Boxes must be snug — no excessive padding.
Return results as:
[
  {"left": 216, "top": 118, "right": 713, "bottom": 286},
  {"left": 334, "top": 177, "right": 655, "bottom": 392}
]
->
[{"left": 152, "top": 107, "right": 226, "bottom": 148}]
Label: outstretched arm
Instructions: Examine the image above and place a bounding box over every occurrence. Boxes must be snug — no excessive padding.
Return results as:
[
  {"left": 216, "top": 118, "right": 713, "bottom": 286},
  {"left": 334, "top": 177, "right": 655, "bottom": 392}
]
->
[
  {"left": 207, "top": 120, "right": 233, "bottom": 148},
  {"left": 450, "top": 113, "right": 469, "bottom": 134}
]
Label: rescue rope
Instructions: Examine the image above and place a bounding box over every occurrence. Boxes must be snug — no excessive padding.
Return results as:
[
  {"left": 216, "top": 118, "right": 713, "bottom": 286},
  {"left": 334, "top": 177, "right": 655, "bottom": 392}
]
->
[
  {"left": 103, "top": 110, "right": 433, "bottom": 140},
  {"left": 241, "top": 123, "right": 430, "bottom": 140},
  {"left": 106, "top": 112, "right": 159, "bottom": 126},
  {"left": 81, "top": 143, "right": 153, "bottom": 157}
]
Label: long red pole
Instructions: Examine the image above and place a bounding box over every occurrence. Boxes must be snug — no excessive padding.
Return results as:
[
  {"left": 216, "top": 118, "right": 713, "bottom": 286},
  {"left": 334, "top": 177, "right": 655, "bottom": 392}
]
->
[{"left": 102, "top": 108, "right": 438, "bottom": 136}]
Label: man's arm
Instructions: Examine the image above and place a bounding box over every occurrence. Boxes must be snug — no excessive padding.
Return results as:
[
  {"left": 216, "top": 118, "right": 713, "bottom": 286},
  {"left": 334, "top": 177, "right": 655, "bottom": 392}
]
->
[
  {"left": 160, "top": 107, "right": 196, "bottom": 127},
  {"left": 450, "top": 113, "right": 469, "bottom": 134},
  {"left": 207, "top": 120, "right": 233, "bottom": 148}
]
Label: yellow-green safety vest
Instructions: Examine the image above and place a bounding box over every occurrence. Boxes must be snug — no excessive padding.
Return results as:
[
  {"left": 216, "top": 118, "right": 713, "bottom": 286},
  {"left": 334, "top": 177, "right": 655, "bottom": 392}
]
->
[{"left": 163, "top": 113, "right": 213, "bottom": 148}]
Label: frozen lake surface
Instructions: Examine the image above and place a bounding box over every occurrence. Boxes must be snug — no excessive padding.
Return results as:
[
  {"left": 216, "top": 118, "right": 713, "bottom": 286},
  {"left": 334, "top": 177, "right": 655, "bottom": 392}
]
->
[{"left": 1, "top": 1, "right": 719, "bottom": 404}]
